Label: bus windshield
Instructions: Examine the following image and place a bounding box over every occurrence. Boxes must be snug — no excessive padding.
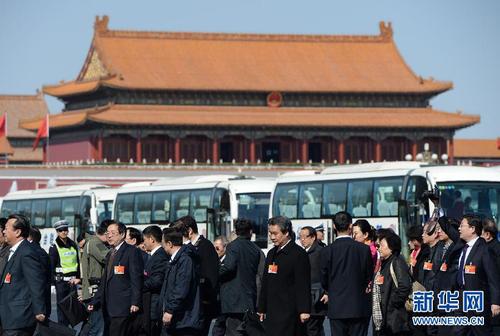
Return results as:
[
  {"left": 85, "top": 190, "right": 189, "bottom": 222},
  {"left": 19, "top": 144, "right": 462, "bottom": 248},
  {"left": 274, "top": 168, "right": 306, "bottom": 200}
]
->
[
  {"left": 237, "top": 192, "right": 271, "bottom": 248},
  {"left": 97, "top": 200, "right": 113, "bottom": 223},
  {"left": 438, "top": 182, "right": 500, "bottom": 221}
]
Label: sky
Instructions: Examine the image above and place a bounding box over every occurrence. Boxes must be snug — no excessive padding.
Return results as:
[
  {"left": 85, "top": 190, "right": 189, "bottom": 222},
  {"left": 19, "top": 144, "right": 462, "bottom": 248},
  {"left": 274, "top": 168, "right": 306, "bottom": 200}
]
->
[{"left": 0, "top": 0, "right": 499, "bottom": 139}]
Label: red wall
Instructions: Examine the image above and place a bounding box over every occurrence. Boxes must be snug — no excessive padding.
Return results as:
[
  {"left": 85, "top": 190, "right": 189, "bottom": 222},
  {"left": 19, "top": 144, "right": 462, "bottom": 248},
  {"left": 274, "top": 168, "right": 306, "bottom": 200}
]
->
[{"left": 48, "top": 138, "right": 93, "bottom": 163}]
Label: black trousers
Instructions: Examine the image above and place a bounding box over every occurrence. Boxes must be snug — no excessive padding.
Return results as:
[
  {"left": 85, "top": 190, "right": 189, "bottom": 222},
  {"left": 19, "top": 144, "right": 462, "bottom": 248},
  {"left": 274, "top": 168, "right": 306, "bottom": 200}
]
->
[
  {"left": 2, "top": 325, "right": 36, "bottom": 336},
  {"left": 162, "top": 328, "right": 200, "bottom": 336},
  {"left": 104, "top": 316, "right": 130, "bottom": 336},
  {"left": 329, "top": 317, "right": 369, "bottom": 336},
  {"left": 225, "top": 313, "right": 244, "bottom": 336},
  {"left": 305, "top": 316, "right": 325, "bottom": 336},
  {"left": 211, "top": 314, "right": 226, "bottom": 336},
  {"left": 55, "top": 281, "right": 75, "bottom": 326}
]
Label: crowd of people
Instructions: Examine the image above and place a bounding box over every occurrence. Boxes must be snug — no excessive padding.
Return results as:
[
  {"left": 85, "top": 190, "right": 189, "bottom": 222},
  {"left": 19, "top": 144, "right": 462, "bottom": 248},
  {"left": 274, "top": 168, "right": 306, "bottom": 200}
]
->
[{"left": 0, "top": 207, "right": 499, "bottom": 336}]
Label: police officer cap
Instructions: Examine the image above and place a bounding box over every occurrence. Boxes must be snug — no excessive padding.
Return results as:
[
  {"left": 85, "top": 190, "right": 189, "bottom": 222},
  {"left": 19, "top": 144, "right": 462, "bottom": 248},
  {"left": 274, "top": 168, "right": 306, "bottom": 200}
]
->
[
  {"left": 314, "top": 224, "right": 325, "bottom": 232},
  {"left": 54, "top": 219, "right": 69, "bottom": 230}
]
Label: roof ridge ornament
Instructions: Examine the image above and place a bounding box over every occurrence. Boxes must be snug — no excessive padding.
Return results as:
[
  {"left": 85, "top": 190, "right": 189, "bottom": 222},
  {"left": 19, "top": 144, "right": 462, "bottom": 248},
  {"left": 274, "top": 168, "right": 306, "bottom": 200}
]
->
[
  {"left": 379, "top": 21, "right": 393, "bottom": 41},
  {"left": 94, "top": 15, "right": 109, "bottom": 35}
]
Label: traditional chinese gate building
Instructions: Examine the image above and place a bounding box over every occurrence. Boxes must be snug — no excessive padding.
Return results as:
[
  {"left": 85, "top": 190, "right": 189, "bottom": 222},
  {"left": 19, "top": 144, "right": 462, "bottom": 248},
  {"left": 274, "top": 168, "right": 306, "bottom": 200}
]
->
[{"left": 22, "top": 16, "right": 479, "bottom": 165}]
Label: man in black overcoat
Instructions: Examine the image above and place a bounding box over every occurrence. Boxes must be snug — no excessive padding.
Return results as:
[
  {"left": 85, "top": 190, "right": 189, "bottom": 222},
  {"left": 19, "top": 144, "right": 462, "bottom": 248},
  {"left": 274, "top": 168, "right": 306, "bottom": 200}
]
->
[
  {"left": 299, "top": 226, "right": 327, "bottom": 336},
  {"left": 143, "top": 225, "right": 169, "bottom": 336},
  {"left": 89, "top": 221, "right": 144, "bottom": 336},
  {"left": 258, "top": 216, "right": 311, "bottom": 336},
  {"left": 0, "top": 214, "right": 47, "bottom": 335},
  {"left": 172, "top": 215, "right": 220, "bottom": 336},
  {"left": 320, "top": 212, "right": 373, "bottom": 336},
  {"left": 219, "top": 219, "right": 261, "bottom": 336}
]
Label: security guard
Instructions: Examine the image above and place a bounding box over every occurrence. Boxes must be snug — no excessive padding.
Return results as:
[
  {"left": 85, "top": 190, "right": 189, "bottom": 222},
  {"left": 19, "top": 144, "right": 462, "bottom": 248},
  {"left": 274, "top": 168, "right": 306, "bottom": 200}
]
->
[{"left": 49, "top": 219, "right": 81, "bottom": 326}]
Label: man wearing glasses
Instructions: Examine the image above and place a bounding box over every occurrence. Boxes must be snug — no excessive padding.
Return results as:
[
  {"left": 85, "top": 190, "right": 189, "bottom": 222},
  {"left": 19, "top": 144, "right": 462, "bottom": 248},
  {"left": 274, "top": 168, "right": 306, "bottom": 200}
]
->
[
  {"left": 49, "top": 219, "right": 81, "bottom": 326},
  {"left": 88, "top": 221, "right": 144, "bottom": 336}
]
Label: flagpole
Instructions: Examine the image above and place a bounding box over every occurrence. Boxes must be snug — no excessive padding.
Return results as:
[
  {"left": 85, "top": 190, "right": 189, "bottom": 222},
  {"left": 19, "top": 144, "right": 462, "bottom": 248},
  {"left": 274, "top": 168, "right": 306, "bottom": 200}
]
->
[{"left": 46, "top": 114, "right": 50, "bottom": 165}]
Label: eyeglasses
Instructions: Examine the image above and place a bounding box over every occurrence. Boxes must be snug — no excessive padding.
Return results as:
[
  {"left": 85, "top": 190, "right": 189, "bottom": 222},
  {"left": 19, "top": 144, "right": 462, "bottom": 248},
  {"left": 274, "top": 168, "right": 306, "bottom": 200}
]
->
[{"left": 56, "top": 228, "right": 69, "bottom": 233}]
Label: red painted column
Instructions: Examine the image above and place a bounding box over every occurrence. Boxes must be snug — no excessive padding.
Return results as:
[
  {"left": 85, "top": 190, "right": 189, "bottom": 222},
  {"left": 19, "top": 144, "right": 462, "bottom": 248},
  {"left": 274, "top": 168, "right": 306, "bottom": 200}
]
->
[
  {"left": 136, "top": 135, "right": 142, "bottom": 163},
  {"left": 375, "top": 141, "right": 382, "bottom": 162},
  {"left": 174, "top": 138, "right": 181, "bottom": 163},
  {"left": 212, "top": 138, "right": 219, "bottom": 163},
  {"left": 250, "top": 138, "right": 256, "bottom": 164},
  {"left": 338, "top": 140, "right": 345, "bottom": 164},
  {"left": 43, "top": 142, "right": 47, "bottom": 163},
  {"left": 97, "top": 134, "right": 103, "bottom": 161},
  {"left": 412, "top": 141, "right": 418, "bottom": 160},
  {"left": 448, "top": 138, "right": 454, "bottom": 165},
  {"left": 301, "top": 138, "right": 308, "bottom": 163}
]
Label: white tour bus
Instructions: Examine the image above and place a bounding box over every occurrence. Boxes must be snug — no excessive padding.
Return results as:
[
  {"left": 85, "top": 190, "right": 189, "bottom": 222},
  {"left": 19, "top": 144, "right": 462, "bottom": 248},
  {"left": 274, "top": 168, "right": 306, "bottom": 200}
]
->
[
  {"left": 398, "top": 165, "right": 500, "bottom": 254},
  {"left": 0, "top": 184, "right": 117, "bottom": 251},
  {"left": 270, "top": 162, "right": 500, "bottom": 255},
  {"left": 113, "top": 175, "right": 275, "bottom": 248}
]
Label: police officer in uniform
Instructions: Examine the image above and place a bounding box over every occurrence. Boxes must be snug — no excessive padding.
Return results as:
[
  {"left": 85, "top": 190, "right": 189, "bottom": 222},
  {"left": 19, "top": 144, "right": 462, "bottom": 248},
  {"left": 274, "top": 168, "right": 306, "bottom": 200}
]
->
[{"left": 49, "top": 219, "right": 81, "bottom": 326}]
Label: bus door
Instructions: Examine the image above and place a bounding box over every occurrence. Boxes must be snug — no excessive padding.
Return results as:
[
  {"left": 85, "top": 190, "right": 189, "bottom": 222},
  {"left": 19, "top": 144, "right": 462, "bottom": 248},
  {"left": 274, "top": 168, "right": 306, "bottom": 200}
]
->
[
  {"left": 207, "top": 187, "right": 231, "bottom": 242},
  {"left": 398, "top": 175, "right": 429, "bottom": 257},
  {"left": 74, "top": 192, "right": 93, "bottom": 239}
]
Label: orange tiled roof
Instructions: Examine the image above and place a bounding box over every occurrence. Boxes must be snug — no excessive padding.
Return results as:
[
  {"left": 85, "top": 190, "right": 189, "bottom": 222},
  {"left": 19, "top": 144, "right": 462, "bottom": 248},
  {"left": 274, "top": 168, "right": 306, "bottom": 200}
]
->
[
  {"left": 43, "top": 16, "right": 452, "bottom": 97},
  {"left": 0, "top": 93, "right": 49, "bottom": 137},
  {"left": 20, "top": 104, "right": 479, "bottom": 130},
  {"left": 454, "top": 139, "right": 500, "bottom": 158}
]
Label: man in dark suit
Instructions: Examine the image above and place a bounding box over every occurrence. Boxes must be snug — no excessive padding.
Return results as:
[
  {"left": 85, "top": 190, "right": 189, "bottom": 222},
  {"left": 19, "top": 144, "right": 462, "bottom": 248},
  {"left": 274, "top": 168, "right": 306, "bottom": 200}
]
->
[
  {"left": 453, "top": 214, "right": 500, "bottom": 336},
  {"left": 172, "top": 215, "right": 219, "bottom": 336},
  {"left": 142, "top": 225, "right": 169, "bottom": 336},
  {"left": 299, "top": 226, "right": 327, "bottom": 336},
  {"left": 219, "top": 219, "right": 261, "bottom": 336},
  {"left": 320, "top": 211, "right": 373, "bottom": 336},
  {"left": 481, "top": 217, "right": 500, "bottom": 332},
  {"left": 258, "top": 216, "right": 311, "bottom": 336},
  {"left": 88, "top": 221, "right": 144, "bottom": 336},
  {"left": 28, "top": 227, "right": 52, "bottom": 319},
  {"left": 0, "top": 214, "right": 46, "bottom": 335}
]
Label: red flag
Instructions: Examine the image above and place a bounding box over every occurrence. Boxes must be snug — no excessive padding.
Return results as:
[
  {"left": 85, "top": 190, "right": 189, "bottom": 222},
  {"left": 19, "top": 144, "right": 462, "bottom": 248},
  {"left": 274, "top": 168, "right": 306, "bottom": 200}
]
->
[
  {"left": 32, "top": 114, "right": 49, "bottom": 150},
  {"left": 0, "top": 114, "right": 6, "bottom": 138}
]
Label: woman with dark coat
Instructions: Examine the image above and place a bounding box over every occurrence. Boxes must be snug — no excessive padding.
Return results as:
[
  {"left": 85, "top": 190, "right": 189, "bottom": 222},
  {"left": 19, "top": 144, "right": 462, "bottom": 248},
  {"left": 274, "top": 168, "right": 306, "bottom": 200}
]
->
[{"left": 372, "top": 230, "right": 412, "bottom": 336}]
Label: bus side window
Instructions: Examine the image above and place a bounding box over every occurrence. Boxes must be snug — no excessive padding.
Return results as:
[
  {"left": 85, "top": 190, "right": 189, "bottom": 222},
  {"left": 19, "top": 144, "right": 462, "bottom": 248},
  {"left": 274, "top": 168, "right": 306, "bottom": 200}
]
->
[
  {"left": 273, "top": 184, "right": 298, "bottom": 219},
  {"left": 62, "top": 197, "right": 79, "bottom": 225},
  {"left": 190, "top": 190, "right": 212, "bottom": 223},
  {"left": 299, "top": 183, "right": 322, "bottom": 219},
  {"left": 116, "top": 194, "right": 134, "bottom": 224},
  {"left": 47, "top": 199, "right": 62, "bottom": 227},
  {"left": 347, "top": 180, "right": 373, "bottom": 217},
  {"left": 31, "top": 199, "right": 47, "bottom": 227},
  {"left": 152, "top": 192, "right": 171, "bottom": 223},
  {"left": 322, "top": 182, "right": 347, "bottom": 216},
  {"left": 373, "top": 178, "right": 403, "bottom": 217},
  {"left": 1, "top": 201, "right": 17, "bottom": 218},
  {"left": 171, "top": 191, "right": 190, "bottom": 221},
  {"left": 135, "top": 193, "right": 153, "bottom": 224},
  {"left": 16, "top": 200, "right": 32, "bottom": 219}
]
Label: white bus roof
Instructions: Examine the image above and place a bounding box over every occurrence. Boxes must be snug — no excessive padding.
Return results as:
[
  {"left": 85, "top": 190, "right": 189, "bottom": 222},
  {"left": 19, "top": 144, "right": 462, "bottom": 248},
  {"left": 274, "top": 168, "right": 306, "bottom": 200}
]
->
[
  {"left": 4, "top": 184, "right": 109, "bottom": 200},
  {"left": 227, "top": 178, "right": 276, "bottom": 194},
  {"left": 279, "top": 170, "right": 319, "bottom": 177},
  {"left": 321, "top": 161, "right": 426, "bottom": 175},
  {"left": 116, "top": 175, "right": 258, "bottom": 194},
  {"left": 276, "top": 162, "right": 425, "bottom": 184},
  {"left": 152, "top": 175, "right": 243, "bottom": 186},
  {"left": 409, "top": 166, "right": 500, "bottom": 183}
]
